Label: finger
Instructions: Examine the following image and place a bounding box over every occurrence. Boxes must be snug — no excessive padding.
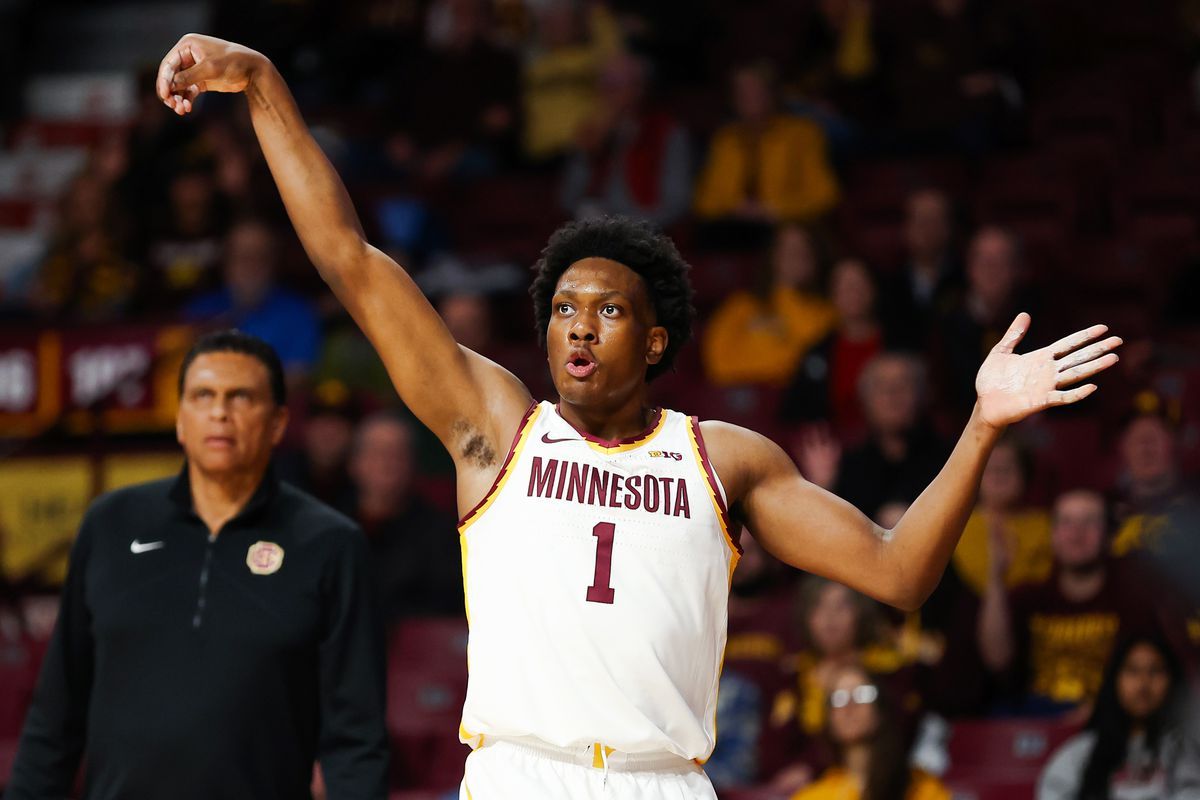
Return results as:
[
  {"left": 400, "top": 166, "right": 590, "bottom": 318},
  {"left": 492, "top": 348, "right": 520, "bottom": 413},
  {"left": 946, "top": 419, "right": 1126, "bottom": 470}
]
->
[
  {"left": 1049, "top": 383, "right": 1098, "bottom": 406},
  {"left": 1057, "top": 336, "right": 1123, "bottom": 371},
  {"left": 991, "top": 312, "right": 1031, "bottom": 355},
  {"left": 1048, "top": 324, "right": 1109, "bottom": 359},
  {"left": 157, "top": 46, "right": 184, "bottom": 101},
  {"left": 1056, "top": 353, "right": 1119, "bottom": 388},
  {"left": 172, "top": 62, "right": 215, "bottom": 94}
]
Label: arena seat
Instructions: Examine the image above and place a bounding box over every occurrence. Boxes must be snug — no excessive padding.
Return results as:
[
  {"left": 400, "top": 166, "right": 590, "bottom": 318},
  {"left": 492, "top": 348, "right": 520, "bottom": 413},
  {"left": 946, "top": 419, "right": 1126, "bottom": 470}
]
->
[
  {"left": 943, "top": 717, "right": 1079, "bottom": 785},
  {"left": 0, "top": 634, "right": 44, "bottom": 740},
  {"left": 438, "top": 174, "right": 563, "bottom": 259},
  {"left": 0, "top": 737, "right": 18, "bottom": 789},
  {"left": 386, "top": 619, "right": 470, "bottom": 791},
  {"left": 0, "top": 199, "right": 39, "bottom": 230}
]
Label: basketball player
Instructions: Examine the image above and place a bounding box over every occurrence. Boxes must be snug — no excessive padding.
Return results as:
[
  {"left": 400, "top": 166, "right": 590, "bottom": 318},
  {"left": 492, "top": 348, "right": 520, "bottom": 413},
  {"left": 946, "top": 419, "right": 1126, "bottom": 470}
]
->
[{"left": 157, "top": 36, "right": 1123, "bottom": 799}]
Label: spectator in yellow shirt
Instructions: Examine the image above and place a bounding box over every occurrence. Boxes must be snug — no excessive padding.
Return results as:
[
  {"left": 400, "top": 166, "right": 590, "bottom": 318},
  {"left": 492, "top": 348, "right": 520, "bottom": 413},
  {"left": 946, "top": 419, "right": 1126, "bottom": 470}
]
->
[
  {"left": 791, "top": 664, "right": 950, "bottom": 800},
  {"left": 702, "top": 224, "right": 836, "bottom": 386},
  {"left": 521, "top": 0, "right": 622, "bottom": 162},
  {"left": 951, "top": 436, "right": 1053, "bottom": 597},
  {"left": 695, "top": 61, "right": 840, "bottom": 239}
]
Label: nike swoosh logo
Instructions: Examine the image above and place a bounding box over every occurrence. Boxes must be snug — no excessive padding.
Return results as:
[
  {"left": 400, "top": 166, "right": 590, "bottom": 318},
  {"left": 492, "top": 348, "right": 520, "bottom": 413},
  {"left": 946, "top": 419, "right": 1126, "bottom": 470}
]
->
[
  {"left": 130, "top": 540, "right": 165, "bottom": 554},
  {"left": 541, "top": 433, "right": 579, "bottom": 444}
]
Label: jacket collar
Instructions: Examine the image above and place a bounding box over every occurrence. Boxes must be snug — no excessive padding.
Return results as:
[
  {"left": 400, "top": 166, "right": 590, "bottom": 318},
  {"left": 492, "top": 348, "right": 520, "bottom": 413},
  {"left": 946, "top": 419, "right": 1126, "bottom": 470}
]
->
[{"left": 169, "top": 461, "right": 280, "bottom": 525}]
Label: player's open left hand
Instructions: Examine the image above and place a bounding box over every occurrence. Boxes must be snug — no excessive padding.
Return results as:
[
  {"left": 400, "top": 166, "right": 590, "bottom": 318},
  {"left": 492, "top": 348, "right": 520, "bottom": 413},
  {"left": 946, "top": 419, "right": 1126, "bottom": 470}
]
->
[
  {"left": 156, "top": 34, "right": 265, "bottom": 116},
  {"left": 974, "top": 312, "right": 1121, "bottom": 430}
]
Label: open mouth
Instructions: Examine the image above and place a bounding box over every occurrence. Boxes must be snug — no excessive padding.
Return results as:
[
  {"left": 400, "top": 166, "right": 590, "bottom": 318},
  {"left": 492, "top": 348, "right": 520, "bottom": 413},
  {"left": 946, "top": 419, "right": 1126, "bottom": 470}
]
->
[{"left": 565, "top": 354, "right": 597, "bottom": 379}]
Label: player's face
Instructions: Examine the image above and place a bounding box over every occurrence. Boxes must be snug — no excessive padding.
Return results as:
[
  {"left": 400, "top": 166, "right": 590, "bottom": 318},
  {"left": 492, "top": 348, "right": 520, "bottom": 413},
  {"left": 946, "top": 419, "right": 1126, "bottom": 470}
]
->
[
  {"left": 176, "top": 352, "right": 287, "bottom": 478},
  {"left": 547, "top": 257, "right": 667, "bottom": 410},
  {"left": 1116, "top": 643, "right": 1171, "bottom": 722}
]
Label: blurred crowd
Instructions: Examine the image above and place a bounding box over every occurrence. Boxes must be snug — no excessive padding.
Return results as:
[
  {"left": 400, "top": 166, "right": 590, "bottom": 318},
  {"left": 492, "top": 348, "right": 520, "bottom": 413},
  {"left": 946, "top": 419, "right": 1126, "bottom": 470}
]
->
[{"left": 2, "top": 0, "right": 1200, "bottom": 796}]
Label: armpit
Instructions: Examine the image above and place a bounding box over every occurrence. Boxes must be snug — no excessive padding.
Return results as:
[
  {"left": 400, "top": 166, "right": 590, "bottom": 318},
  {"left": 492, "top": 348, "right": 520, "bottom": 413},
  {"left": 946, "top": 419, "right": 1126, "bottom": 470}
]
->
[{"left": 453, "top": 419, "right": 496, "bottom": 468}]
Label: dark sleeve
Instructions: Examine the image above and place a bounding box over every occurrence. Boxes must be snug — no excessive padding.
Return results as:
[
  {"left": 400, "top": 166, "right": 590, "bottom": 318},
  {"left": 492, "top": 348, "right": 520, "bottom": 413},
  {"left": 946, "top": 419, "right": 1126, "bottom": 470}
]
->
[
  {"left": 317, "top": 525, "right": 389, "bottom": 800},
  {"left": 7, "top": 511, "right": 97, "bottom": 799},
  {"left": 779, "top": 337, "right": 832, "bottom": 424}
]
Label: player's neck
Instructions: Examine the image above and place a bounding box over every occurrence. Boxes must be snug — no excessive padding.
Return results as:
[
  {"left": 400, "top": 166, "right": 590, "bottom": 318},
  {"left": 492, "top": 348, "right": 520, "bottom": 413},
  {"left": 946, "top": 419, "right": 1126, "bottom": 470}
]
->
[
  {"left": 558, "top": 395, "right": 656, "bottom": 443},
  {"left": 190, "top": 465, "right": 266, "bottom": 536}
]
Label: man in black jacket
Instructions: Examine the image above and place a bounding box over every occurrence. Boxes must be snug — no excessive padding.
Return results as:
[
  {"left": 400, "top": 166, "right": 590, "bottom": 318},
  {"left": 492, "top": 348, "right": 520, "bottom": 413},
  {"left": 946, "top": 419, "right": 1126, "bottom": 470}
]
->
[{"left": 7, "top": 330, "right": 388, "bottom": 800}]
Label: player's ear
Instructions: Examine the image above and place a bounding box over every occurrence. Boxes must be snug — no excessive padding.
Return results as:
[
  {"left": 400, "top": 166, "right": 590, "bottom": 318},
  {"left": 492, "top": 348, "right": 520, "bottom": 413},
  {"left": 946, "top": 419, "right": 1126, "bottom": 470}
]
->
[{"left": 646, "top": 326, "right": 668, "bottom": 366}]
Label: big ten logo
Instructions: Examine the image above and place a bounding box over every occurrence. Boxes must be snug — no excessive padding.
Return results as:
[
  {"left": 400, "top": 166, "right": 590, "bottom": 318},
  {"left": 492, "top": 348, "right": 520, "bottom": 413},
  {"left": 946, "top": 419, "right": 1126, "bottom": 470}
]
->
[
  {"left": 68, "top": 344, "right": 151, "bottom": 408},
  {"left": 648, "top": 450, "right": 683, "bottom": 461},
  {"left": 0, "top": 349, "right": 36, "bottom": 412}
]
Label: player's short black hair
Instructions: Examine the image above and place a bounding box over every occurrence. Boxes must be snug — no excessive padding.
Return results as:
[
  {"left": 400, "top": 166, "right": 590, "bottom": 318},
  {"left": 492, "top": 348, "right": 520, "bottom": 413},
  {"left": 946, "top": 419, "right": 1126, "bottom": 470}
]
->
[
  {"left": 178, "top": 329, "right": 287, "bottom": 406},
  {"left": 529, "top": 216, "right": 695, "bottom": 381}
]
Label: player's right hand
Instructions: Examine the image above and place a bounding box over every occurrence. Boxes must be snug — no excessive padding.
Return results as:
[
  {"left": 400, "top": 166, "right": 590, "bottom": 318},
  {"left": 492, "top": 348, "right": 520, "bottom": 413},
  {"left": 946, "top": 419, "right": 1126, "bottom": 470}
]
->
[{"left": 156, "top": 34, "right": 266, "bottom": 116}]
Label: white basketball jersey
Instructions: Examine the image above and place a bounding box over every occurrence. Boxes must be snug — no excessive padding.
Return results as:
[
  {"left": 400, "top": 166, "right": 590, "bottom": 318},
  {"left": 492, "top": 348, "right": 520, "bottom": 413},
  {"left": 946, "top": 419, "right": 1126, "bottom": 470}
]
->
[{"left": 457, "top": 401, "right": 741, "bottom": 762}]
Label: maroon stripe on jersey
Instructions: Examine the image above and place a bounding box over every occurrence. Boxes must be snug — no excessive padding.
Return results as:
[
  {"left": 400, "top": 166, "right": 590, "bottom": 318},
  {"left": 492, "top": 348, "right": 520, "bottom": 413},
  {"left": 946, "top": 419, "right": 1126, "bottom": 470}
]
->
[
  {"left": 553, "top": 404, "right": 664, "bottom": 448},
  {"left": 690, "top": 416, "right": 742, "bottom": 554},
  {"left": 457, "top": 400, "right": 539, "bottom": 528}
]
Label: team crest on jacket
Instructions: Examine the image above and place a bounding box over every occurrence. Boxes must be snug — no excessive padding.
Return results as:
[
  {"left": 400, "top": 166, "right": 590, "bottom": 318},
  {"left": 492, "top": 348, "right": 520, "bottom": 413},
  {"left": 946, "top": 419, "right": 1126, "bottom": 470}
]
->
[{"left": 246, "top": 541, "right": 284, "bottom": 575}]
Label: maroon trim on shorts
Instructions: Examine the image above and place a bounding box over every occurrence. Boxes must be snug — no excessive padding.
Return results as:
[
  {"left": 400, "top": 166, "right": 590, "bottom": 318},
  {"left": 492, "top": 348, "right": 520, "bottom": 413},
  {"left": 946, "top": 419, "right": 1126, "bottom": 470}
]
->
[
  {"left": 457, "top": 400, "right": 539, "bottom": 528},
  {"left": 690, "top": 415, "right": 742, "bottom": 554},
  {"left": 553, "top": 404, "right": 665, "bottom": 449}
]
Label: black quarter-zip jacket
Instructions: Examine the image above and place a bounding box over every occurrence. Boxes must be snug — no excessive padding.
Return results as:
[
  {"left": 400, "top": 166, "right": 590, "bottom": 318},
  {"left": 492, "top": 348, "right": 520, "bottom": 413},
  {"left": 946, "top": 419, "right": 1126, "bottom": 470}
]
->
[{"left": 7, "top": 467, "right": 388, "bottom": 800}]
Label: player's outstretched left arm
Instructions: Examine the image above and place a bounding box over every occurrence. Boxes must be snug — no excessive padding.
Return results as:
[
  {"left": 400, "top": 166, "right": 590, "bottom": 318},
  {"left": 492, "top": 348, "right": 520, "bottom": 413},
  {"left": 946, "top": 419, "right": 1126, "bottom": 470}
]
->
[{"left": 710, "top": 313, "right": 1121, "bottom": 611}]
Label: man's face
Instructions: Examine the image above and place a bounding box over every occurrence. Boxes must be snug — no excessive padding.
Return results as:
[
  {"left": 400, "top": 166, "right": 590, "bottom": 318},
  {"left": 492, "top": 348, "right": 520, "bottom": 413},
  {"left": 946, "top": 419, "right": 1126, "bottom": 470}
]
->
[
  {"left": 1051, "top": 490, "right": 1107, "bottom": 569},
  {"left": 772, "top": 226, "right": 818, "bottom": 288},
  {"left": 1120, "top": 416, "right": 1176, "bottom": 488},
  {"left": 904, "top": 190, "right": 951, "bottom": 261},
  {"left": 967, "top": 228, "right": 1017, "bottom": 309},
  {"left": 862, "top": 358, "right": 919, "bottom": 435},
  {"left": 732, "top": 69, "right": 772, "bottom": 122},
  {"left": 176, "top": 352, "right": 287, "bottom": 477},
  {"left": 830, "top": 259, "right": 875, "bottom": 322},
  {"left": 225, "top": 223, "right": 275, "bottom": 307},
  {"left": 349, "top": 419, "right": 414, "bottom": 501},
  {"left": 980, "top": 442, "right": 1025, "bottom": 509},
  {"left": 438, "top": 293, "right": 492, "bottom": 354},
  {"left": 808, "top": 582, "right": 858, "bottom": 657},
  {"left": 546, "top": 258, "right": 667, "bottom": 410}
]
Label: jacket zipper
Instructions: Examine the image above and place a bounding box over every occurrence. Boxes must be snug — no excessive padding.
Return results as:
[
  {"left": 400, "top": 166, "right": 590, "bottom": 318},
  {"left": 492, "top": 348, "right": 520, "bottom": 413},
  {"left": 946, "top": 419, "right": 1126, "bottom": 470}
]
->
[{"left": 193, "top": 532, "right": 217, "bottom": 628}]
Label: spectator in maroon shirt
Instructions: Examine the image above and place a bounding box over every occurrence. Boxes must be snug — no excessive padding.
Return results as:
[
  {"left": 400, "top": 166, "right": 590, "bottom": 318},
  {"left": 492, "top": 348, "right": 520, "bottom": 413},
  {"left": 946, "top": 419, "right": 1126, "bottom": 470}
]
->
[{"left": 978, "top": 489, "right": 1161, "bottom": 718}]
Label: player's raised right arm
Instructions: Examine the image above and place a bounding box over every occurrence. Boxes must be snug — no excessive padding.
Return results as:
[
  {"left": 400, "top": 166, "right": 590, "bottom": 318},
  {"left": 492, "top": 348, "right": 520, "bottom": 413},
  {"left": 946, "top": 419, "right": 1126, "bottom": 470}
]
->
[{"left": 156, "top": 34, "right": 532, "bottom": 453}]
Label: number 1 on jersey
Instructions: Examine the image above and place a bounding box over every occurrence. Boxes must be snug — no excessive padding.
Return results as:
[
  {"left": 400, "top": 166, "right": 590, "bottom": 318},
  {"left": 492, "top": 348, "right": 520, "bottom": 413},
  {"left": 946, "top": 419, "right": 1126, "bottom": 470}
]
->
[{"left": 586, "top": 522, "right": 616, "bottom": 604}]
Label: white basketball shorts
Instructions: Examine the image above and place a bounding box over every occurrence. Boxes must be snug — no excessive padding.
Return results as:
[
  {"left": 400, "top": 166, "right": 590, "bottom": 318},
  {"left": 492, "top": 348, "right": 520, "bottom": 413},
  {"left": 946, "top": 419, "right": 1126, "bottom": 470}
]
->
[{"left": 459, "top": 737, "right": 719, "bottom": 800}]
